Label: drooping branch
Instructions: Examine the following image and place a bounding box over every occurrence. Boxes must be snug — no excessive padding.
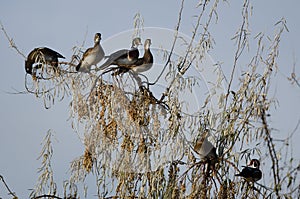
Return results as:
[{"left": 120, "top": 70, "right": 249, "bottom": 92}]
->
[
  {"left": 149, "top": 0, "right": 185, "bottom": 86},
  {"left": 224, "top": 0, "right": 251, "bottom": 111}
]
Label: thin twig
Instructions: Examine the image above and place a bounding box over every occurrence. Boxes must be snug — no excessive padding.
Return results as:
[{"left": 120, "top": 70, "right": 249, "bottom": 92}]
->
[
  {"left": 223, "top": 0, "right": 250, "bottom": 112},
  {"left": 0, "top": 21, "right": 26, "bottom": 59},
  {"left": 0, "top": 175, "right": 18, "bottom": 198},
  {"left": 148, "top": 0, "right": 185, "bottom": 86},
  {"left": 32, "top": 194, "right": 63, "bottom": 199}
]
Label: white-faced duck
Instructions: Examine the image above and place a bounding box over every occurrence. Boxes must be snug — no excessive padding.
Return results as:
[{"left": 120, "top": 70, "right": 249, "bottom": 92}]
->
[
  {"left": 97, "top": 37, "right": 142, "bottom": 71},
  {"left": 113, "top": 39, "right": 153, "bottom": 75},
  {"left": 235, "top": 159, "right": 262, "bottom": 182}
]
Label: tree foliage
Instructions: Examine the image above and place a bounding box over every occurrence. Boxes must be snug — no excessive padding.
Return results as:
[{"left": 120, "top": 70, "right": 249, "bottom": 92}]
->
[{"left": 1, "top": 0, "right": 300, "bottom": 198}]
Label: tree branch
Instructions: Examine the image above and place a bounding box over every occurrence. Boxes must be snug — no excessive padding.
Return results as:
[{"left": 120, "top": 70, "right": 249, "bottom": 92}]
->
[
  {"left": 0, "top": 175, "right": 18, "bottom": 198},
  {"left": 0, "top": 21, "right": 26, "bottom": 59}
]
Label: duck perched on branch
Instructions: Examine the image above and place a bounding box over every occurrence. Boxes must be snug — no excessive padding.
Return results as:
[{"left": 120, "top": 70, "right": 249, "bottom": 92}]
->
[
  {"left": 25, "top": 47, "right": 65, "bottom": 76},
  {"left": 235, "top": 159, "right": 262, "bottom": 182},
  {"left": 194, "top": 137, "right": 218, "bottom": 162},
  {"left": 113, "top": 39, "right": 153, "bottom": 75},
  {"left": 76, "top": 33, "right": 105, "bottom": 72},
  {"left": 97, "top": 37, "right": 142, "bottom": 71}
]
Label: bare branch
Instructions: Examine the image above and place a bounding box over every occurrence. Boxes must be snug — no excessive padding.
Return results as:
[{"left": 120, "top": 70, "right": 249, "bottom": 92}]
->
[
  {"left": 0, "top": 21, "right": 26, "bottom": 59},
  {"left": 149, "top": 0, "right": 185, "bottom": 86},
  {"left": 0, "top": 175, "right": 18, "bottom": 198}
]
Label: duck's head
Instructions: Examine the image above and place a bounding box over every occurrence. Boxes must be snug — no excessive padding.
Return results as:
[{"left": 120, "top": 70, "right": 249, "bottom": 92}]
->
[
  {"left": 249, "top": 159, "right": 260, "bottom": 168},
  {"left": 94, "top": 33, "right": 102, "bottom": 43},
  {"left": 131, "top": 37, "right": 142, "bottom": 48},
  {"left": 144, "top": 39, "right": 152, "bottom": 50}
]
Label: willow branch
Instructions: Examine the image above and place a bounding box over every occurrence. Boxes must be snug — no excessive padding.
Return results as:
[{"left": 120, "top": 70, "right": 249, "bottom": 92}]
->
[
  {"left": 223, "top": 0, "right": 250, "bottom": 111},
  {"left": 148, "top": 0, "right": 185, "bottom": 86}
]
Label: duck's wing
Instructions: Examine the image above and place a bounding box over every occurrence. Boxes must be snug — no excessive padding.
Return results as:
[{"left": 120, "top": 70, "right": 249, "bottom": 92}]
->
[
  {"left": 81, "top": 46, "right": 95, "bottom": 59},
  {"left": 235, "top": 167, "right": 262, "bottom": 182},
  {"left": 97, "top": 49, "right": 129, "bottom": 70},
  {"left": 76, "top": 47, "right": 94, "bottom": 71},
  {"left": 40, "top": 47, "right": 65, "bottom": 59}
]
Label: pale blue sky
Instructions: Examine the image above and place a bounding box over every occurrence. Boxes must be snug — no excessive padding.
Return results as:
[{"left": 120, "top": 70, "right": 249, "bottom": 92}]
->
[{"left": 1, "top": 1, "right": 300, "bottom": 198}]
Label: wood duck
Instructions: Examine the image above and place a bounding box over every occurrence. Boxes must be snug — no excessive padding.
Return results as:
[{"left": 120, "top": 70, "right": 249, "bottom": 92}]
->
[
  {"left": 113, "top": 39, "right": 153, "bottom": 75},
  {"left": 235, "top": 159, "right": 262, "bottom": 182},
  {"left": 194, "top": 137, "right": 218, "bottom": 162},
  {"left": 25, "top": 47, "right": 65, "bottom": 76},
  {"left": 97, "top": 37, "right": 142, "bottom": 71},
  {"left": 76, "top": 33, "right": 105, "bottom": 72}
]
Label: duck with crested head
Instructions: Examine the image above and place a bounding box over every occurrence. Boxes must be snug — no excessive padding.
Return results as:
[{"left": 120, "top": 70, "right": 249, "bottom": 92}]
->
[
  {"left": 113, "top": 39, "right": 153, "bottom": 75},
  {"left": 235, "top": 159, "right": 262, "bottom": 182},
  {"left": 97, "top": 37, "right": 142, "bottom": 71},
  {"left": 76, "top": 33, "right": 105, "bottom": 72}
]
